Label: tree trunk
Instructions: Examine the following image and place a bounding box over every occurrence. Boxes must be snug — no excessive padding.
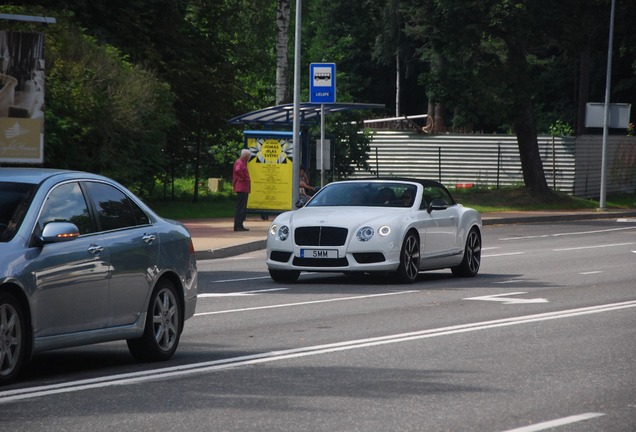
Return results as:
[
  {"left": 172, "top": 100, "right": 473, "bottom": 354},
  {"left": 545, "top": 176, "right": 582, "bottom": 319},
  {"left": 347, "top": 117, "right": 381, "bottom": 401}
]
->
[
  {"left": 575, "top": 40, "right": 591, "bottom": 136},
  {"left": 433, "top": 103, "right": 446, "bottom": 133},
  {"left": 513, "top": 101, "right": 549, "bottom": 193},
  {"left": 395, "top": 50, "right": 400, "bottom": 116},
  {"left": 275, "top": 0, "right": 291, "bottom": 105},
  {"left": 193, "top": 125, "right": 201, "bottom": 203},
  {"left": 507, "top": 37, "right": 549, "bottom": 194}
]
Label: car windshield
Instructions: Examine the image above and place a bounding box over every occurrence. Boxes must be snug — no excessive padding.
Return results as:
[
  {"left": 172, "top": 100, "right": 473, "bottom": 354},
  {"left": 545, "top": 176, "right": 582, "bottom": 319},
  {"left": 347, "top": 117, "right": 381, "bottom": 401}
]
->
[
  {"left": 0, "top": 182, "right": 36, "bottom": 242},
  {"left": 306, "top": 182, "right": 417, "bottom": 207}
]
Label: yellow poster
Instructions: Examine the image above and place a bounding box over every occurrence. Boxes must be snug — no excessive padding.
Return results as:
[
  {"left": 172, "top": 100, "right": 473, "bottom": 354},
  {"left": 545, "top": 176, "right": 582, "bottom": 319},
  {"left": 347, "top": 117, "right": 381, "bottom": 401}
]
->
[{"left": 245, "top": 133, "right": 294, "bottom": 211}]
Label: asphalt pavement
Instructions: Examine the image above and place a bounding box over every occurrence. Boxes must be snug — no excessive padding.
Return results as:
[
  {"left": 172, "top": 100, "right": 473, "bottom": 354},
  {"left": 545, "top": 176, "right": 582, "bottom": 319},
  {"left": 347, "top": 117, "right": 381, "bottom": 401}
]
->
[{"left": 183, "top": 209, "right": 636, "bottom": 260}]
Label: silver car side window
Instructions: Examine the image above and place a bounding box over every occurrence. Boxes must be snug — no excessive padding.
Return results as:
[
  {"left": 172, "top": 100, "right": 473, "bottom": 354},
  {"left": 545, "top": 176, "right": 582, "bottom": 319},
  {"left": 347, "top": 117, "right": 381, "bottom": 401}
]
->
[
  {"left": 38, "top": 182, "right": 94, "bottom": 235},
  {"left": 84, "top": 182, "right": 150, "bottom": 231}
]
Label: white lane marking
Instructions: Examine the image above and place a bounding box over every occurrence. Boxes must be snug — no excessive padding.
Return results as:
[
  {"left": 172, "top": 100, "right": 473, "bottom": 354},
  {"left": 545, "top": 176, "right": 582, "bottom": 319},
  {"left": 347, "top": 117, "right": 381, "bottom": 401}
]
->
[
  {"left": 212, "top": 276, "right": 271, "bottom": 283},
  {"left": 464, "top": 292, "right": 548, "bottom": 304},
  {"left": 495, "top": 279, "right": 526, "bottom": 284},
  {"left": 580, "top": 271, "right": 603, "bottom": 275},
  {"left": 617, "top": 218, "right": 636, "bottom": 223},
  {"left": 552, "top": 226, "right": 636, "bottom": 236},
  {"left": 501, "top": 235, "right": 549, "bottom": 240},
  {"left": 198, "top": 288, "right": 288, "bottom": 297},
  {"left": 500, "top": 412, "right": 605, "bottom": 432},
  {"left": 194, "top": 291, "right": 418, "bottom": 316},
  {"left": 502, "top": 226, "right": 636, "bottom": 241},
  {"left": 482, "top": 252, "right": 526, "bottom": 258},
  {"left": 3, "top": 301, "right": 635, "bottom": 404},
  {"left": 554, "top": 242, "right": 633, "bottom": 251}
]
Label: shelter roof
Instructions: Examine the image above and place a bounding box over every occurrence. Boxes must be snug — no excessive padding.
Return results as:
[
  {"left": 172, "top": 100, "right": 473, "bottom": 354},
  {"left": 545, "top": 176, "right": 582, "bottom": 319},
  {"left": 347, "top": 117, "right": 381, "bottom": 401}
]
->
[{"left": 228, "top": 102, "right": 385, "bottom": 126}]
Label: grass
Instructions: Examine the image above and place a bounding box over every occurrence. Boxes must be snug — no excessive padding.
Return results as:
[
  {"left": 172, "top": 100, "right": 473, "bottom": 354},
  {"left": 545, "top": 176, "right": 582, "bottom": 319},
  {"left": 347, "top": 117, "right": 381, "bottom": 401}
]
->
[
  {"left": 149, "top": 197, "right": 236, "bottom": 220},
  {"left": 453, "top": 186, "right": 635, "bottom": 213},
  {"left": 146, "top": 185, "right": 635, "bottom": 220}
]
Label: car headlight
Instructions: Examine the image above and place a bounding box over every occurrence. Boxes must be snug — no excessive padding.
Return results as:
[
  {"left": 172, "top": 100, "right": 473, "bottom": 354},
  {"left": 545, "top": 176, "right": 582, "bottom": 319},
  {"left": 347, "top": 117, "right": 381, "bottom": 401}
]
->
[
  {"left": 378, "top": 225, "right": 391, "bottom": 236},
  {"left": 356, "top": 226, "right": 374, "bottom": 242},
  {"left": 270, "top": 224, "right": 290, "bottom": 241}
]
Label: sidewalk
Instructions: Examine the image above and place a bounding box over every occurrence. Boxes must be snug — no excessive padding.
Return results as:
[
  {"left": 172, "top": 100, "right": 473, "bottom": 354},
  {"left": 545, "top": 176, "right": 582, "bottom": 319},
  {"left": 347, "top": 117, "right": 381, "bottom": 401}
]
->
[{"left": 183, "top": 209, "right": 636, "bottom": 260}]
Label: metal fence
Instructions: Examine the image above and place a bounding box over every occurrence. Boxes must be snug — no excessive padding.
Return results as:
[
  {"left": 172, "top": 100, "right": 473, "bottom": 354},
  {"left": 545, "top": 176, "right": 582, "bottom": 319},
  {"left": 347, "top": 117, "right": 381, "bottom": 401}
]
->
[{"left": 351, "top": 131, "right": 636, "bottom": 198}]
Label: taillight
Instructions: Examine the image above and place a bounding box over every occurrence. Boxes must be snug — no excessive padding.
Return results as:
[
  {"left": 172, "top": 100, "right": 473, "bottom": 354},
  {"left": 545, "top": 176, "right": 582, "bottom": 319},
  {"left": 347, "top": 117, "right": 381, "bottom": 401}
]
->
[{"left": 189, "top": 239, "right": 195, "bottom": 255}]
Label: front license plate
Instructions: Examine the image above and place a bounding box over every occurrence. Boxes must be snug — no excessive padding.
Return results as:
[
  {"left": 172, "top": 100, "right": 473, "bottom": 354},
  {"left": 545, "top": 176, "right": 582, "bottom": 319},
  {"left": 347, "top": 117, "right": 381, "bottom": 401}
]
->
[{"left": 300, "top": 248, "right": 338, "bottom": 259}]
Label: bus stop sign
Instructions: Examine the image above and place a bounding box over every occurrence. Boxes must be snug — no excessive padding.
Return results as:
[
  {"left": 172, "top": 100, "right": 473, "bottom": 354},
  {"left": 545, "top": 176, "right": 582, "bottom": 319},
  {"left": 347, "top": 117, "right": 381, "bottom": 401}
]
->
[{"left": 310, "top": 63, "right": 336, "bottom": 104}]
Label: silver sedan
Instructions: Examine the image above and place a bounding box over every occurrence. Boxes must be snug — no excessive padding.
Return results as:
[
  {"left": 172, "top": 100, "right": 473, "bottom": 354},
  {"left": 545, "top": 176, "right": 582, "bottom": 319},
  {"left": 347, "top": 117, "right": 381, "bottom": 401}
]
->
[{"left": 0, "top": 168, "right": 197, "bottom": 384}]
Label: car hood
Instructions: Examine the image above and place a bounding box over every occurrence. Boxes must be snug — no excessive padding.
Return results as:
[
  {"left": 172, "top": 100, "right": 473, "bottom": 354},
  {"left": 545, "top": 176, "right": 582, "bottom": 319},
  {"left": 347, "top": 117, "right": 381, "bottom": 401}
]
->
[{"left": 286, "top": 206, "right": 407, "bottom": 229}]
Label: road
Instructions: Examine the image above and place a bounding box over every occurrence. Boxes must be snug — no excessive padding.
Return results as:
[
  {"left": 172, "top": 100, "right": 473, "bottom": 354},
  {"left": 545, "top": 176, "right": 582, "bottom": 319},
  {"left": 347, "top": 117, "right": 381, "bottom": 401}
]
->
[{"left": 1, "top": 219, "right": 635, "bottom": 431}]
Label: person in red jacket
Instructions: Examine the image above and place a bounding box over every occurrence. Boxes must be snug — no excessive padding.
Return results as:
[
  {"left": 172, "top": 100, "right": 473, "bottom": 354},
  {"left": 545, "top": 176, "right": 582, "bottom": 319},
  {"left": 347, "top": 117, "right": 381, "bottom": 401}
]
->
[{"left": 232, "top": 149, "right": 251, "bottom": 231}]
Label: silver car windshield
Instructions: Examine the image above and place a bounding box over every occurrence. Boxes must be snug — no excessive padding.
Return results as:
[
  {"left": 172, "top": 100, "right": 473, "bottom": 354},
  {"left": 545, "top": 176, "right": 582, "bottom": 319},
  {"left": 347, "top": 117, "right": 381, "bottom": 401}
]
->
[
  {"left": 0, "top": 182, "right": 36, "bottom": 242},
  {"left": 306, "top": 182, "right": 416, "bottom": 207}
]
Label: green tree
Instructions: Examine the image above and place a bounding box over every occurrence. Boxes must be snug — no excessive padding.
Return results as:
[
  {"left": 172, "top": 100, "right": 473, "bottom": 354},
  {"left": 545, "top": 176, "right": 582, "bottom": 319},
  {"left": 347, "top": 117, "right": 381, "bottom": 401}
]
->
[
  {"left": 45, "top": 22, "right": 175, "bottom": 193},
  {"left": 0, "top": 6, "right": 176, "bottom": 194},
  {"left": 324, "top": 112, "right": 373, "bottom": 180},
  {"left": 400, "top": 0, "right": 554, "bottom": 192}
]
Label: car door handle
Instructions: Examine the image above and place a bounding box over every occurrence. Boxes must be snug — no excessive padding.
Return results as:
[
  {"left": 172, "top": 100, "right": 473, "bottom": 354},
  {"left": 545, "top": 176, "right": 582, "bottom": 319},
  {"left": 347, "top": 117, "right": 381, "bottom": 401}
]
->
[
  {"left": 143, "top": 234, "right": 156, "bottom": 244},
  {"left": 88, "top": 244, "right": 104, "bottom": 255}
]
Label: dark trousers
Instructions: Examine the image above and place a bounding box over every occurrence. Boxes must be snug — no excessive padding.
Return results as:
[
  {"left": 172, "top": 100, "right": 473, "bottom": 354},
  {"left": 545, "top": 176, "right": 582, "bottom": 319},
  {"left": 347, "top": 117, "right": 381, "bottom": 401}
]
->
[{"left": 234, "top": 192, "right": 248, "bottom": 229}]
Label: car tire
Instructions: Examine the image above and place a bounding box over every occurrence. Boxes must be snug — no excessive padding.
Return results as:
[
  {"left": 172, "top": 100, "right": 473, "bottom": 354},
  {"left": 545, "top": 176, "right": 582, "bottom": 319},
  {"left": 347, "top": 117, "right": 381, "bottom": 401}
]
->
[
  {"left": 127, "top": 279, "right": 182, "bottom": 362},
  {"left": 451, "top": 227, "right": 481, "bottom": 277},
  {"left": 0, "top": 292, "right": 27, "bottom": 385},
  {"left": 395, "top": 231, "right": 420, "bottom": 284},
  {"left": 269, "top": 269, "right": 300, "bottom": 283}
]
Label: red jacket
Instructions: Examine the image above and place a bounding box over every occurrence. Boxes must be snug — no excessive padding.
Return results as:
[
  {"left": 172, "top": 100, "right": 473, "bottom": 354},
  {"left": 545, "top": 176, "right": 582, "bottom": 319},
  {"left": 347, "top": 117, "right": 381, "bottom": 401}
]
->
[{"left": 232, "top": 157, "right": 251, "bottom": 193}]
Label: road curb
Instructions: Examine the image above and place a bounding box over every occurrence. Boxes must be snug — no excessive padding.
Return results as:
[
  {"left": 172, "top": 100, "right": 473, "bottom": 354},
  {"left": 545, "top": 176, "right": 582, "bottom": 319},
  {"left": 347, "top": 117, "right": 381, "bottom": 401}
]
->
[
  {"left": 195, "top": 239, "right": 267, "bottom": 261},
  {"left": 482, "top": 210, "right": 636, "bottom": 226}
]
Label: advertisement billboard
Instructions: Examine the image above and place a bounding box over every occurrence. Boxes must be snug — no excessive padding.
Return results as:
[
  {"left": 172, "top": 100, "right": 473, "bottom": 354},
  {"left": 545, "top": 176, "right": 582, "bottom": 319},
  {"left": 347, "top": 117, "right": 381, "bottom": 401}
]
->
[
  {"left": 244, "top": 131, "right": 295, "bottom": 211},
  {"left": 0, "top": 30, "right": 45, "bottom": 164}
]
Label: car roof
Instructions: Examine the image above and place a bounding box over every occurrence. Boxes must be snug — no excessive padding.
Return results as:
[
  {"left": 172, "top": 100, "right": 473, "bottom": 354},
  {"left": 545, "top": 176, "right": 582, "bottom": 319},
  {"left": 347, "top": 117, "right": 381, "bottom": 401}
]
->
[{"left": 0, "top": 167, "right": 98, "bottom": 184}]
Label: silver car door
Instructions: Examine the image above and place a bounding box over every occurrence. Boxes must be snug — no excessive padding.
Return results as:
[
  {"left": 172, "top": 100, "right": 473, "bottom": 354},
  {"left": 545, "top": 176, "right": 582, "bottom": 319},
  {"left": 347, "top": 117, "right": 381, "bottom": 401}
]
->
[
  {"left": 28, "top": 181, "right": 110, "bottom": 337},
  {"left": 83, "top": 181, "right": 159, "bottom": 327}
]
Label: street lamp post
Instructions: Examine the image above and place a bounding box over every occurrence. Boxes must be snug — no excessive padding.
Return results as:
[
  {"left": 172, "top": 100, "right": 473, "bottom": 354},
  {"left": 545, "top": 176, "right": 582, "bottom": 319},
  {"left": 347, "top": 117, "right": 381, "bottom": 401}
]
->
[
  {"left": 599, "top": 0, "right": 616, "bottom": 210},
  {"left": 291, "top": 0, "right": 302, "bottom": 208}
]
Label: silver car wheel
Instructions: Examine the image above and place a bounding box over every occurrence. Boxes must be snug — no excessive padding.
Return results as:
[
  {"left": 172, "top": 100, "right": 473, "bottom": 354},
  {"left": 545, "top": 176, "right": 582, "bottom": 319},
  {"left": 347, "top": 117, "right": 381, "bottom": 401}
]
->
[
  {"left": 465, "top": 229, "right": 481, "bottom": 274},
  {"left": 0, "top": 294, "right": 25, "bottom": 383},
  {"left": 127, "top": 279, "right": 182, "bottom": 362},
  {"left": 451, "top": 228, "right": 481, "bottom": 277},
  {"left": 153, "top": 287, "right": 179, "bottom": 351},
  {"left": 396, "top": 231, "right": 420, "bottom": 283}
]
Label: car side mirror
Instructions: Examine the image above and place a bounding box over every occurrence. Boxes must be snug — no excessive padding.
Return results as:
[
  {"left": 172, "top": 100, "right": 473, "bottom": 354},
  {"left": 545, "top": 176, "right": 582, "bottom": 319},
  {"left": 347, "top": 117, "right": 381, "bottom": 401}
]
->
[
  {"left": 427, "top": 199, "right": 449, "bottom": 213},
  {"left": 40, "top": 222, "right": 81, "bottom": 243}
]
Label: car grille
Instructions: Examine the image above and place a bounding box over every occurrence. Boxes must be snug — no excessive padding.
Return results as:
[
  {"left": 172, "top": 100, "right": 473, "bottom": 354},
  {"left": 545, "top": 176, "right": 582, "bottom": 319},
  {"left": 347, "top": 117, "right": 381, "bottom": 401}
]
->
[
  {"left": 294, "top": 226, "right": 348, "bottom": 246},
  {"left": 292, "top": 257, "right": 349, "bottom": 267}
]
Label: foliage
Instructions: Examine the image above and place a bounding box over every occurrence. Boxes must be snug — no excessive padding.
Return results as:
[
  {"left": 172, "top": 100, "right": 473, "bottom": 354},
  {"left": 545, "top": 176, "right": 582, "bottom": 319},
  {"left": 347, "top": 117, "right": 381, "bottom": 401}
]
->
[
  {"left": 46, "top": 23, "right": 175, "bottom": 194},
  {"left": 549, "top": 120, "right": 574, "bottom": 137},
  {"left": 0, "top": 6, "right": 176, "bottom": 195},
  {"left": 304, "top": 0, "right": 397, "bottom": 108},
  {"left": 318, "top": 112, "right": 373, "bottom": 180},
  {"left": 1, "top": 0, "right": 635, "bottom": 197}
]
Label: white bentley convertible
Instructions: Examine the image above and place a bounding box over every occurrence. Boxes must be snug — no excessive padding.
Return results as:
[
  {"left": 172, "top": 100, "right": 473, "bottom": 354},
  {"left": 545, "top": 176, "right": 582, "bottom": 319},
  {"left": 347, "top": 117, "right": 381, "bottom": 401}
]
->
[{"left": 266, "top": 178, "right": 482, "bottom": 283}]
